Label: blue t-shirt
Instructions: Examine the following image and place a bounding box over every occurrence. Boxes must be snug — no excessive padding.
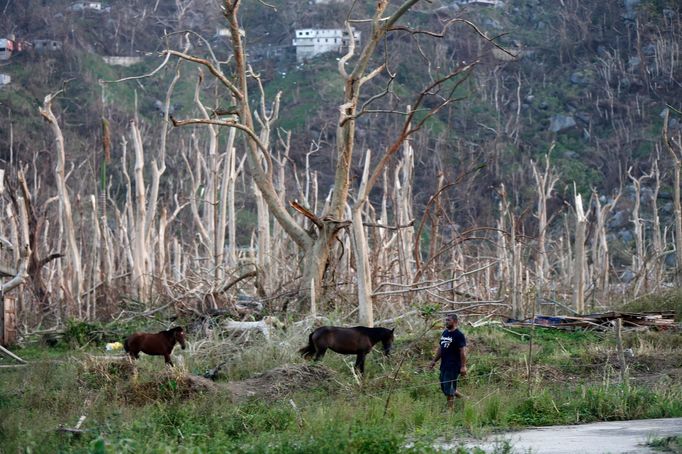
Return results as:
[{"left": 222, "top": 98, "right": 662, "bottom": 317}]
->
[{"left": 439, "top": 329, "right": 466, "bottom": 371}]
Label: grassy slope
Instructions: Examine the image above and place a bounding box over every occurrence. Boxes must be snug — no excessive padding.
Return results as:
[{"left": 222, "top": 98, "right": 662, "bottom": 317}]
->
[{"left": 1, "top": 316, "right": 681, "bottom": 453}]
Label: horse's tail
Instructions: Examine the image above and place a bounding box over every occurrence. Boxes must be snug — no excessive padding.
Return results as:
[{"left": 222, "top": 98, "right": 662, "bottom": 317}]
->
[
  {"left": 298, "top": 332, "right": 316, "bottom": 359},
  {"left": 123, "top": 337, "right": 130, "bottom": 353}
]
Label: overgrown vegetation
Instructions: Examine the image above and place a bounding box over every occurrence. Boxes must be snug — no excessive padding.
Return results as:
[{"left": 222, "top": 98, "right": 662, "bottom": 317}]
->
[
  {"left": 622, "top": 290, "right": 682, "bottom": 321},
  {"left": 649, "top": 435, "right": 682, "bottom": 453},
  {"left": 2, "top": 318, "right": 681, "bottom": 453}
]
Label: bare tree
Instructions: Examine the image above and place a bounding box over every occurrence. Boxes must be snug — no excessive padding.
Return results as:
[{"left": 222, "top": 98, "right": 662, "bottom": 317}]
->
[
  {"left": 572, "top": 187, "right": 588, "bottom": 314},
  {"left": 39, "top": 91, "right": 83, "bottom": 315},
  {"left": 166, "top": 0, "right": 482, "bottom": 322},
  {"left": 663, "top": 109, "right": 682, "bottom": 284},
  {"left": 531, "top": 152, "right": 558, "bottom": 298}
]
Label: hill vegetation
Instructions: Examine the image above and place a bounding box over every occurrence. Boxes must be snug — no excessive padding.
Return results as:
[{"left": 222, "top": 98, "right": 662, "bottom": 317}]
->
[{"left": 1, "top": 0, "right": 680, "bottom": 218}]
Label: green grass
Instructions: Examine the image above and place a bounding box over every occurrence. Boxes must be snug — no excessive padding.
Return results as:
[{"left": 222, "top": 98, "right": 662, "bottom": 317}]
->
[
  {"left": 649, "top": 435, "right": 682, "bottom": 453},
  {"left": 2, "top": 321, "right": 682, "bottom": 453}
]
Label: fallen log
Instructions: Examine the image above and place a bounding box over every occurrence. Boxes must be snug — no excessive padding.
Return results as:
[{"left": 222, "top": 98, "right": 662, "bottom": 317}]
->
[{"left": 0, "top": 345, "right": 27, "bottom": 364}]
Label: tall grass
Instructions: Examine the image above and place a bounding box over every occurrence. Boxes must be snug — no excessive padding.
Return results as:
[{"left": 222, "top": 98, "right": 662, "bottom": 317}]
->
[{"left": 2, "top": 322, "right": 682, "bottom": 453}]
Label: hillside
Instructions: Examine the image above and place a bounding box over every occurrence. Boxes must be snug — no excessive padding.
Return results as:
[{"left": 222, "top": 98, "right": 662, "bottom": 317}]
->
[
  {"left": 1, "top": 0, "right": 679, "bottom": 227},
  {"left": 0, "top": 0, "right": 680, "bottom": 329}
]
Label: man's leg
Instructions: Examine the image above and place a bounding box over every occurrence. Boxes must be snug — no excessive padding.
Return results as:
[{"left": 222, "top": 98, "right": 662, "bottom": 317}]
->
[
  {"left": 441, "top": 369, "right": 457, "bottom": 410},
  {"left": 448, "top": 372, "right": 461, "bottom": 409}
]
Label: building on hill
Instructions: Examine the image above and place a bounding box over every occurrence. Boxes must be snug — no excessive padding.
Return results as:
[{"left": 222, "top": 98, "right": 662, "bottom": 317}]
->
[
  {"left": 0, "top": 37, "right": 29, "bottom": 60},
  {"left": 292, "top": 28, "right": 361, "bottom": 63},
  {"left": 103, "top": 56, "right": 144, "bottom": 67},
  {"left": 67, "top": 2, "right": 105, "bottom": 11},
  {"left": 454, "top": 0, "right": 503, "bottom": 5},
  {"left": 455, "top": 0, "right": 502, "bottom": 6},
  {"left": 0, "top": 38, "right": 14, "bottom": 60},
  {"left": 33, "top": 40, "right": 62, "bottom": 52},
  {"left": 215, "top": 27, "right": 245, "bottom": 38}
]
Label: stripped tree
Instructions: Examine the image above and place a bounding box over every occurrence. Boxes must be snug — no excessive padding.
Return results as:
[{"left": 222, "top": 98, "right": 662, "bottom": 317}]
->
[
  {"left": 164, "top": 0, "right": 497, "bottom": 323},
  {"left": 663, "top": 109, "right": 682, "bottom": 285}
]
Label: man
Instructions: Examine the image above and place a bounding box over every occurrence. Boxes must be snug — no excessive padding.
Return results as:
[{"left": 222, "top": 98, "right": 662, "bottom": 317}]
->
[{"left": 428, "top": 313, "right": 467, "bottom": 410}]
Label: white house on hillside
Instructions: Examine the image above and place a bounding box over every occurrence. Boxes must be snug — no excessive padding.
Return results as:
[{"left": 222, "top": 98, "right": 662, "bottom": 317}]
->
[
  {"left": 67, "top": 2, "right": 104, "bottom": 12},
  {"left": 454, "top": 0, "right": 503, "bottom": 5},
  {"left": 292, "top": 28, "right": 361, "bottom": 63}
]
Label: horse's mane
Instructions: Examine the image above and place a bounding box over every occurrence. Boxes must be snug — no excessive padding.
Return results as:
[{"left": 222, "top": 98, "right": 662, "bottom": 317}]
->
[
  {"left": 352, "top": 326, "right": 393, "bottom": 343},
  {"left": 159, "top": 326, "right": 183, "bottom": 339}
]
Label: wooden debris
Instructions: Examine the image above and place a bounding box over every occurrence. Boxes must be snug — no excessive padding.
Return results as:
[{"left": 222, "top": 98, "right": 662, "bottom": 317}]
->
[
  {"left": 505, "top": 311, "right": 676, "bottom": 331},
  {"left": 57, "top": 415, "right": 87, "bottom": 436}
]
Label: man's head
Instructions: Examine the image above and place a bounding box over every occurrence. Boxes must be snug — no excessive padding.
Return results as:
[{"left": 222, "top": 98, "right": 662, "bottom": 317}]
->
[{"left": 445, "top": 313, "right": 459, "bottom": 330}]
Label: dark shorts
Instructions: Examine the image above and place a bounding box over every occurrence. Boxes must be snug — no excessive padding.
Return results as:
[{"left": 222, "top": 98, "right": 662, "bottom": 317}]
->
[{"left": 440, "top": 369, "right": 460, "bottom": 396}]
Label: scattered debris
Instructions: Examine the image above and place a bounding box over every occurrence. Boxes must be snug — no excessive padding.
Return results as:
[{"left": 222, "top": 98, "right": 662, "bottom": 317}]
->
[
  {"left": 203, "top": 360, "right": 228, "bottom": 381},
  {"left": 105, "top": 341, "right": 123, "bottom": 351},
  {"left": 506, "top": 311, "right": 676, "bottom": 331},
  {"left": 57, "top": 415, "right": 87, "bottom": 436}
]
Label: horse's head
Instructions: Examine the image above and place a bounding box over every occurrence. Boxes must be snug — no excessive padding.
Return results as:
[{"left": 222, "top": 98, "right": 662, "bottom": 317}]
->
[
  {"left": 172, "top": 326, "right": 187, "bottom": 350},
  {"left": 381, "top": 328, "right": 395, "bottom": 356}
]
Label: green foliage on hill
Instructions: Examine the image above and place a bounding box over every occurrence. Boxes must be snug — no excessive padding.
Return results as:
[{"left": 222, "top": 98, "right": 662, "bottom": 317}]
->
[{"left": 0, "top": 0, "right": 680, "bottom": 228}]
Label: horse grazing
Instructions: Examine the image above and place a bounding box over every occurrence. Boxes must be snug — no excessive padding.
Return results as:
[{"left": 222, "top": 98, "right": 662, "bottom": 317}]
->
[
  {"left": 124, "top": 326, "right": 187, "bottom": 366},
  {"left": 299, "top": 326, "right": 394, "bottom": 374}
]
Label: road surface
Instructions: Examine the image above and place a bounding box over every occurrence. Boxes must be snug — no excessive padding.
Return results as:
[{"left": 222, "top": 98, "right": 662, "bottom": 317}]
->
[{"left": 441, "top": 417, "right": 682, "bottom": 453}]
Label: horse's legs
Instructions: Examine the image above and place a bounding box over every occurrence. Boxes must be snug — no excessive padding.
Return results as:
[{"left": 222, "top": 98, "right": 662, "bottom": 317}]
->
[
  {"left": 313, "top": 346, "right": 327, "bottom": 361},
  {"left": 355, "top": 352, "right": 366, "bottom": 375},
  {"left": 164, "top": 354, "right": 174, "bottom": 366}
]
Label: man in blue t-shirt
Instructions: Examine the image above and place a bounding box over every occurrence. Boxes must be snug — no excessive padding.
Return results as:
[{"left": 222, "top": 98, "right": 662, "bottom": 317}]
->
[{"left": 428, "top": 313, "right": 467, "bottom": 410}]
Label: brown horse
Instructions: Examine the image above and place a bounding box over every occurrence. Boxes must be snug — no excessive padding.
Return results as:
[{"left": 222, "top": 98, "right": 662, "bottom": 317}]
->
[
  {"left": 124, "top": 326, "right": 187, "bottom": 366},
  {"left": 299, "top": 326, "right": 394, "bottom": 374}
]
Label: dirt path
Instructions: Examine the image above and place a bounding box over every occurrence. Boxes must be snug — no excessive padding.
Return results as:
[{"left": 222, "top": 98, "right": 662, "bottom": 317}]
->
[{"left": 444, "top": 418, "right": 682, "bottom": 453}]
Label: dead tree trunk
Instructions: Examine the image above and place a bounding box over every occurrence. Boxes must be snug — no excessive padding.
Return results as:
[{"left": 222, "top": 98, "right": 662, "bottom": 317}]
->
[
  {"left": 496, "top": 184, "right": 510, "bottom": 304},
  {"left": 1, "top": 187, "right": 30, "bottom": 345},
  {"left": 351, "top": 150, "right": 374, "bottom": 326},
  {"left": 531, "top": 153, "right": 558, "bottom": 299},
  {"left": 591, "top": 189, "right": 620, "bottom": 304},
  {"left": 663, "top": 110, "right": 682, "bottom": 284},
  {"left": 572, "top": 188, "right": 587, "bottom": 314},
  {"left": 650, "top": 157, "right": 664, "bottom": 289},
  {"left": 628, "top": 166, "right": 651, "bottom": 296},
  {"left": 39, "top": 91, "right": 83, "bottom": 316}
]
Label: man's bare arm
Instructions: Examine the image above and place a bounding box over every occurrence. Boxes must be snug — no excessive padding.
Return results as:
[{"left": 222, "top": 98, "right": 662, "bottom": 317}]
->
[
  {"left": 459, "top": 346, "right": 467, "bottom": 375},
  {"left": 429, "top": 345, "right": 442, "bottom": 369}
]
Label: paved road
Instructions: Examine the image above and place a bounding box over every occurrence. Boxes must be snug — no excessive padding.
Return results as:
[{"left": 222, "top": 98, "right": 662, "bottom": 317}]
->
[{"left": 443, "top": 418, "right": 682, "bottom": 453}]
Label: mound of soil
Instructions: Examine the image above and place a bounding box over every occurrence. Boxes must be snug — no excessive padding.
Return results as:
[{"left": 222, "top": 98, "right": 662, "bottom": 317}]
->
[
  {"left": 78, "top": 357, "right": 334, "bottom": 404},
  {"left": 78, "top": 355, "right": 137, "bottom": 387},
  {"left": 226, "top": 363, "right": 335, "bottom": 402},
  {"left": 126, "top": 370, "right": 219, "bottom": 405}
]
